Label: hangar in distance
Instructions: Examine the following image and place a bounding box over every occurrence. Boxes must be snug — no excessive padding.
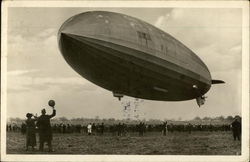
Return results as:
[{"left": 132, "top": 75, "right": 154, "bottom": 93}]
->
[{"left": 58, "top": 11, "right": 225, "bottom": 107}]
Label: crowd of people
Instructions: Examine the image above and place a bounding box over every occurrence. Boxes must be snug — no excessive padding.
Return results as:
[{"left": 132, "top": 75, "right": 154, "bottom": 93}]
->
[
  {"left": 8, "top": 122, "right": 234, "bottom": 135},
  {"left": 8, "top": 119, "right": 241, "bottom": 139}
]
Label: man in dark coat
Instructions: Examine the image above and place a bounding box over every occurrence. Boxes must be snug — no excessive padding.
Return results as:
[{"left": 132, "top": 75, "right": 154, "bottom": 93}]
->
[
  {"left": 36, "top": 106, "right": 56, "bottom": 151},
  {"left": 231, "top": 118, "right": 241, "bottom": 141}
]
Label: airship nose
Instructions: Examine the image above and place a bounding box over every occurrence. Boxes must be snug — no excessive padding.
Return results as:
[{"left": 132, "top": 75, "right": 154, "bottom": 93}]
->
[
  {"left": 58, "top": 13, "right": 85, "bottom": 59},
  {"left": 58, "top": 12, "right": 97, "bottom": 56},
  {"left": 57, "top": 16, "right": 75, "bottom": 44},
  {"left": 58, "top": 12, "right": 95, "bottom": 41},
  {"left": 57, "top": 12, "right": 103, "bottom": 80}
]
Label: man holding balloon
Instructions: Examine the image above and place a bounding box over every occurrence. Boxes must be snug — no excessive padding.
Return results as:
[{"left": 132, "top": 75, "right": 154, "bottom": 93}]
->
[{"left": 36, "top": 100, "right": 56, "bottom": 152}]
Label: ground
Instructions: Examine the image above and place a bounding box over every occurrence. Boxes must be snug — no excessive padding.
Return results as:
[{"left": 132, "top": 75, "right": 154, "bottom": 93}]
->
[{"left": 7, "top": 131, "right": 241, "bottom": 155}]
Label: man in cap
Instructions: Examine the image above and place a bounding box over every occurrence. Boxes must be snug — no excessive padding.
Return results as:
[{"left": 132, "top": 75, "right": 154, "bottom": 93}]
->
[{"left": 36, "top": 106, "right": 56, "bottom": 152}]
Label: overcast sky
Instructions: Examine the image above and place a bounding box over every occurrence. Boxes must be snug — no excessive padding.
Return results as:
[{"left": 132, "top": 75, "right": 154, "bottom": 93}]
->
[{"left": 6, "top": 7, "right": 242, "bottom": 120}]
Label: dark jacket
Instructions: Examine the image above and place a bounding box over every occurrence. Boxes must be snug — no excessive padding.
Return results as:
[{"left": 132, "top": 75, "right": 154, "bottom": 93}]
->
[{"left": 37, "top": 109, "right": 56, "bottom": 142}]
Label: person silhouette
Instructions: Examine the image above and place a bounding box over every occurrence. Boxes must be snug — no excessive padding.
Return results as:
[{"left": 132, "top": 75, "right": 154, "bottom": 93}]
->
[
  {"left": 25, "top": 113, "right": 37, "bottom": 151},
  {"left": 36, "top": 105, "right": 56, "bottom": 152}
]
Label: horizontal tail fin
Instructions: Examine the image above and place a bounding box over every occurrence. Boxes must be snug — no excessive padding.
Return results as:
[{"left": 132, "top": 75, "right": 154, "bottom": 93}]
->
[{"left": 212, "top": 80, "right": 225, "bottom": 84}]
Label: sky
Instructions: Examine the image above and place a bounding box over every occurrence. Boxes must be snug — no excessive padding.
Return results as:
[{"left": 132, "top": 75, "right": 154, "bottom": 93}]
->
[{"left": 6, "top": 7, "right": 242, "bottom": 120}]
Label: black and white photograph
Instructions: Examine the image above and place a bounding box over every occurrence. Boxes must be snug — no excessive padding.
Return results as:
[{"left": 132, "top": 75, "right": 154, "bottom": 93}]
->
[{"left": 1, "top": 1, "right": 249, "bottom": 162}]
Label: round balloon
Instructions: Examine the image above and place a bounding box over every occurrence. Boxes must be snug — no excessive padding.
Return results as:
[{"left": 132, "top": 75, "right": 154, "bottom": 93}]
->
[{"left": 48, "top": 100, "right": 55, "bottom": 107}]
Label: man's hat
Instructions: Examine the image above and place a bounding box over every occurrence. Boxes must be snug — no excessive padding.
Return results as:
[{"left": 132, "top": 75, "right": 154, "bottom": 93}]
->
[
  {"left": 26, "top": 113, "right": 32, "bottom": 118},
  {"left": 48, "top": 100, "right": 55, "bottom": 107}
]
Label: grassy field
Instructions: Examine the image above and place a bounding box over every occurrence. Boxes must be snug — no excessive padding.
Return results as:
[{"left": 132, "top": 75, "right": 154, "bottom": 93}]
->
[{"left": 6, "top": 131, "right": 241, "bottom": 155}]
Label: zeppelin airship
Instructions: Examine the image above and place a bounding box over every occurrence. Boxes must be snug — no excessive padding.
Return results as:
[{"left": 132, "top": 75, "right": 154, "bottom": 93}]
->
[{"left": 58, "top": 11, "right": 224, "bottom": 107}]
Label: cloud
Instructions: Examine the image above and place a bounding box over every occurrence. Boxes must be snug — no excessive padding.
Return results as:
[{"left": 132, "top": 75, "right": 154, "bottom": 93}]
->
[
  {"left": 195, "top": 43, "right": 241, "bottom": 72},
  {"left": 7, "top": 74, "right": 97, "bottom": 93},
  {"left": 7, "top": 28, "right": 77, "bottom": 78},
  {"left": 8, "top": 31, "right": 57, "bottom": 57},
  {"left": 7, "top": 69, "right": 40, "bottom": 76},
  {"left": 7, "top": 88, "right": 29, "bottom": 94},
  {"left": 154, "top": 8, "right": 242, "bottom": 72},
  {"left": 154, "top": 13, "right": 170, "bottom": 27},
  {"left": 6, "top": 24, "right": 103, "bottom": 94},
  {"left": 37, "top": 28, "right": 57, "bottom": 39}
]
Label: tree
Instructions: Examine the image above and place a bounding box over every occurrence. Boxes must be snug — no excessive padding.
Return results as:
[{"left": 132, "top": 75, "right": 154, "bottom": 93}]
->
[
  {"left": 59, "top": 116, "right": 68, "bottom": 122},
  {"left": 216, "top": 116, "right": 225, "bottom": 121},
  {"left": 194, "top": 116, "right": 201, "bottom": 121},
  {"left": 203, "top": 117, "right": 211, "bottom": 120},
  {"left": 226, "top": 116, "right": 234, "bottom": 121}
]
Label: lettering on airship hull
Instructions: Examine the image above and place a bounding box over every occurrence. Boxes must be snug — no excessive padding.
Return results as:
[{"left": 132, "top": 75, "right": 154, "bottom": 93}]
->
[{"left": 58, "top": 11, "right": 224, "bottom": 106}]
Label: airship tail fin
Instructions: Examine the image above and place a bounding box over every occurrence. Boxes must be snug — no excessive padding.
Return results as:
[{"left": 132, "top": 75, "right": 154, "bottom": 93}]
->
[{"left": 212, "top": 80, "right": 225, "bottom": 84}]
